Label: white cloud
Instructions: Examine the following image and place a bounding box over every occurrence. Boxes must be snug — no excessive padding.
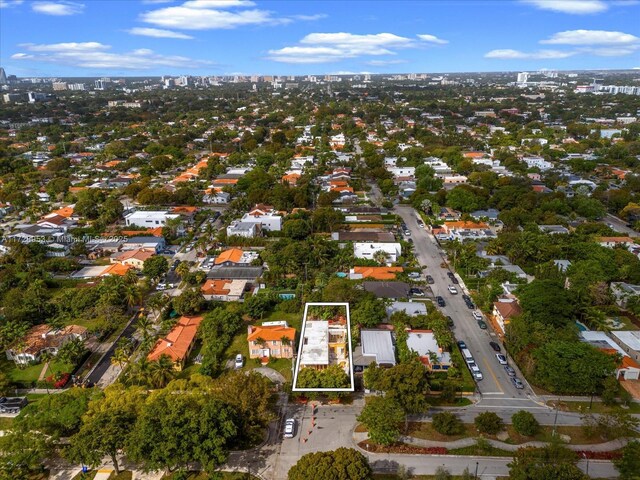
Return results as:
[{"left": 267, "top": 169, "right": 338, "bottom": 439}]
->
[
  {"left": 541, "top": 29, "right": 640, "bottom": 45},
  {"left": 366, "top": 59, "right": 408, "bottom": 66},
  {"left": 520, "top": 0, "right": 608, "bottom": 14},
  {"left": 32, "top": 1, "right": 84, "bottom": 15},
  {"left": 289, "top": 13, "right": 327, "bottom": 21},
  {"left": 484, "top": 48, "right": 577, "bottom": 59},
  {"left": 141, "top": 4, "right": 280, "bottom": 29},
  {"left": 182, "top": 0, "right": 255, "bottom": 7},
  {"left": 268, "top": 32, "right": 416, "bottom": 63},
  {"left": 0, "top": 0, "right": 24, "bottom": 8},
  {"left": 583, "top": 45, "right": 640, "bottom": 56},
  {"left": 417, "top": 34, "right": 448, "bottom": 45},
  {"left": 127, "top": 27, "right": 194, "bottom": 39},
  {"left": 11, "top": 41, "right": 213, "bottom": 70}
]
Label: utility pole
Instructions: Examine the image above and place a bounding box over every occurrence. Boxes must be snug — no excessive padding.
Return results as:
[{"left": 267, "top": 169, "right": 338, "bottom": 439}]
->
[
  {"left": 552, "top": 397, "right": 560, "bottom": 436},
  {"left": 475, "top": 461, "right": 479, "bottom": 479}
]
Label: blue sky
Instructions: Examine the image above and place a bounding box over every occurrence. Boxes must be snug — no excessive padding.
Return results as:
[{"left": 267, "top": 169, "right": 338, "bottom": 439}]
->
[{"left": 1, "top": 0, "right": 639, "bottom": 77}]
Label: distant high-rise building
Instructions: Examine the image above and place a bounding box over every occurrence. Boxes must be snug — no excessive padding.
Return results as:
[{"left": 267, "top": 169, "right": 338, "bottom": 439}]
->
[
  {"left": 95, "top": 79, "right": 105, "bottom": 90},
  {"left": 0, "top": 68, "right": 7, "bottom": 85},
  {"left": 52, "top": 82, "right": 67, "bottom": 91},
  {"left": 517, "top": 72, "right": 529, "bottom": 84}
]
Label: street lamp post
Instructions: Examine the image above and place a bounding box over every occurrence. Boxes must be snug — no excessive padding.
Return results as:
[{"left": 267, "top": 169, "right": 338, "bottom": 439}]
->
[
  {"left": 474, "top": 461, "right": 479, "bottom": 479},
  {"left": 552, "top": 398, "right": 560, "bottom": 437}
]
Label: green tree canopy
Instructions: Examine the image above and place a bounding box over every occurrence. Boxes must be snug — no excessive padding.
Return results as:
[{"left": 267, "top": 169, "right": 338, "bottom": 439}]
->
[
  {"left": 357, "top": 396, "right": 405, "bottom": 445},
  {"left": 288, "top": 448, "right": 372, "bottom": 480}
]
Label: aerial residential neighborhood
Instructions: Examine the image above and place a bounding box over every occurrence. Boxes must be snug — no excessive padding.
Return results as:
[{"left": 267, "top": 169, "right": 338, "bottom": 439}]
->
[{"left": 1, "top": 1, "right": 640, "bottom": 479}]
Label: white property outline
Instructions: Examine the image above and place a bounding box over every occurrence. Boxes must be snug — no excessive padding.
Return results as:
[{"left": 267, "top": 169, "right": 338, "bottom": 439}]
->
[{"left": 292, "top": 302, "right": 355, "bottom": 392}]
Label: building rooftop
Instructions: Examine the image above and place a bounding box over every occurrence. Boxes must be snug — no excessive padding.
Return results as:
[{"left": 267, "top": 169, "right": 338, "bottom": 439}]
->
[
  {"left": 360, "top": 329, "right": 396, "bottom": 366},
  {"left": 611, "top": 331, "right": 640, "bottom": 351},
  {"left": 299, "top": 320, "right": 329, "bottom": 366}
]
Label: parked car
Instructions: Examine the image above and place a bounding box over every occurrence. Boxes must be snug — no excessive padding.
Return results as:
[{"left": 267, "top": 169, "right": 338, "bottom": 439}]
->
[
  {"left": 457, "top": 340, "right": 467, "bottom": 349},
  {"left": 470, "top": 364, "right": 483, "bottom": 380},
  {"left": 504, "top": 365, "right": 516, "bottom": 377},
  {"left": 446, "top": 316, "right": 454, "bottom": 328},
  {"left": 234, "top": 354, "right": 243, "bottom": 369},
  {"left": 477, "top": 320, "right": 487, "bottom": 329},
  {"left": 284, "top": 418, "right": 296, "bottom": 438},
  {"left": 436, "top": 296, "right": 446, "bottom": 307},
  {"left": 408, "top": 272, "right": 421, "bottom": 279},
  {"left": 157, "top": 283, "right": 167, "bottom": 291},
  {"left": 448, "top": 285, "right": 458, "bottom": 294},
  {"left": 511, "top": 377, "right": 524, "bottom": 389},
  {"left": 496, "top": 354, "right": 507, "bottom": 365},
  {"left": 417, "top": 221, "right": 425, "bottom": 228},
  {"left": 447, "top": 272, "right": 459, "bottom": 284},
  {"left": 410, "top": 288, "right": 425, "bottom": 297},
  {"left": 426, "top": 275, "right": 435, "bottom": 284},
  {"left": 489, "top": 341, "right": 501, "bottom": 352},
  {"left": 472, "top": 311, "right": 483, "bottom": 321}
]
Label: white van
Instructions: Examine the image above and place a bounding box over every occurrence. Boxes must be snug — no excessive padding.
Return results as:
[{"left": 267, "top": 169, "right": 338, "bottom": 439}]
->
[{"left": 461, "top": 348, "right": 474, "bottom": 364}]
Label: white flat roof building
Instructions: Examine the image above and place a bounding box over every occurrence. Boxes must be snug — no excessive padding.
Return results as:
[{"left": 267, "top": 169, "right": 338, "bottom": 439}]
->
[
  {"left": 299, "top": 320, "right": 329, "bottom": 367},
  {"left": 361, "top": 330, "right": 396, "bottom": 366},
  {"left": 125, "top": 210, "right": 180, "bottom": 227},
  {"left": 353, "top": 242, "right": 401, "bottom": 264}
]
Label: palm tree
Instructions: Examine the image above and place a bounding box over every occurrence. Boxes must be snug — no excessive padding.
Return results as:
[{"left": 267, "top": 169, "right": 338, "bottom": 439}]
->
[
  {"left": 111, "top": 345, "right": 131, "bottom": 369},
  {"left": 127, "top": 357, "right": 151, "bottom": 387},
  {"left": 149, "top": 355, "right": 175, "bottom": 388},
  {"left": 176, "top": 261, "right": 191, "bottom": 280},
  {"left": 123, "top": 269, "right": 139, "bottom": 286},
  {"left": 136, "top": 314, "right": 154, "bottom": 342},
  {"left": 123, "top": 285, "right": 142, "bottom": 311},
  {"left": 146, "top": 292, "right": 169, "bottom": 317}
]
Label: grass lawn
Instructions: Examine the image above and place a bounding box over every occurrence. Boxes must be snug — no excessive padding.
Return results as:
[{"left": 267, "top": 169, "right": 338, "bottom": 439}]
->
[
  {"left": 6, "top": 359, "right": 74, "bottom": 385},
  {"left": 406, "top": 421, "right": 477, "bottom": 442},
  {"left": 449, "top": 444, "right": 513, "bottom": 457},
  {"left": 109, "top": 472, "right": 133, "bottom": 480},
  {"left": 550, "top": 400, "right": 640, "bottom": 414},
  {"left": 426, "top": 396, "right": 473, "bottom": 407},
  {"left": 406, "top": 421, "right": 636, "bottom": 446},
  {"left": 0, "top": 416, "right": 15, "bottom": 430}
]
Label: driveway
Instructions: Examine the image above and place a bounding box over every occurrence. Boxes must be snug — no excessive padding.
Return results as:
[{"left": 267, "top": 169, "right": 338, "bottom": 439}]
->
[{"left": 253, "top": 367, "right": 286, "bottom": 384}]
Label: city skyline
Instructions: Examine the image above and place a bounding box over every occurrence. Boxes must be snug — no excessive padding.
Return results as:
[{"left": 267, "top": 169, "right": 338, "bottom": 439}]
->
[{"left": 1, "top": 0, "right": 639, "bottom": 77}]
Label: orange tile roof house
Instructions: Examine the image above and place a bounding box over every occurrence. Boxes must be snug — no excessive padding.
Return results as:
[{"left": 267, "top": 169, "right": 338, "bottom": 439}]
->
[
  {"left": 111, "top": 248, "right": 155, "bottom": 269},
  {"left": 6, "top": 324, "right": 88, "bottom": 365},
  {"left": 147, "top": 315, "right": 203, "bottom": 370},
  {"left": 201, "top": 279, "right": 248, "bottom": 302},
  {"left": 247, "top": 324, "right": 296, "bottom": 360},
  {"left": 350, "top": 266, "right": 403, "bottom": 280}
]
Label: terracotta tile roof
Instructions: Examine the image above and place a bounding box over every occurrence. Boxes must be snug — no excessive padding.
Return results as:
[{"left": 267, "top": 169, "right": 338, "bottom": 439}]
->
[
  {"left": 14, "top": 324, "right": 87, "bottom": 355},
  {"left": 118, "top": 227, "right": 164, "bottom": 237},
  {"left": 353, "top": 266, "right": 403, "bottom": 280},
  {"left": 493, "top": 301, "right": 522, "bottom": 319},
  {"left": 444, "top": 221, "right": 489, "bottom": 230},
  {"left": 201, "top": 279, "right": 230, "bottom": 296},
  {"left": 115, "top": 249, "right": 155, "bottom": 263},
  {"left": 215, "top": 248, "right": 244, "bottom": 265},
  {"left": 171, "top": 206, "right": 197, "bottom": 214},
  {"left": 147, "top": 315, "right": 203, "bottom": 363},
  {"left": 69, "top": 186, "right": 88, "bottom": 193},
  {"left": 247, "top": 325, "right": 296, "bottom": 342},
  {"left": 38, "top": 214, "right": 66, "bottom": 226},
  {"left": 51, "top": 206, "right": 75, "bottom": 218},
  {"left": 100, "top": 263, "right": 135, "bottom": 276}
]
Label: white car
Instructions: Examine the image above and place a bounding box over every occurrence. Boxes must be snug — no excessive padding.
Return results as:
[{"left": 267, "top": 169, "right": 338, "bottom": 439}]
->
[
  {"left": 472, "top": 311, "right": 483, "bottom": 321},
  {"left": 234, "top": 354, "right": 243, "bottom": 369},
  {"left": 157, "top": 283, "right": 167, "bottom": 291},
  {"left": 448, "top": 285, "right": 458, "bottom": 294},
  {"left": 284, "top": 418, "right": 296, "bottom": 438},
  {"left": 470, "top": 363, "right": 483, "bottom": 380},
  {"left": 408, "top": 272, "right": 421, "bottom": 279},
  {"left": 496, "top": 354, "right": 508, "bottom": 365}
]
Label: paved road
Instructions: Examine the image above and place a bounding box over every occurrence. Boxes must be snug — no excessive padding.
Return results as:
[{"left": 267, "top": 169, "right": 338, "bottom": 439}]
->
[
  {"left": 394, "top": 205, "right": 538, "bottom": 408},
  {"left": 601, "top": 213, "right": 638, "bottom": 237},
  {"left": 85, "top": 311, "right": 139, "bottom": 386}
]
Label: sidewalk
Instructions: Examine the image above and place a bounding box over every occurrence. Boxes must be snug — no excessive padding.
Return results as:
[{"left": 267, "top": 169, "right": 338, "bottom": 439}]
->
[{"left": 355, "top": 430, "right": 631, "bottom": 453}]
